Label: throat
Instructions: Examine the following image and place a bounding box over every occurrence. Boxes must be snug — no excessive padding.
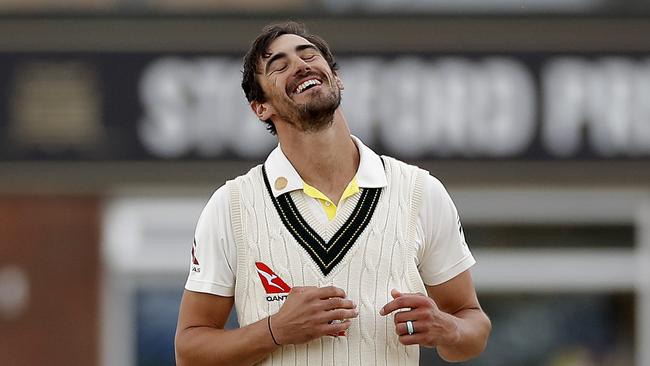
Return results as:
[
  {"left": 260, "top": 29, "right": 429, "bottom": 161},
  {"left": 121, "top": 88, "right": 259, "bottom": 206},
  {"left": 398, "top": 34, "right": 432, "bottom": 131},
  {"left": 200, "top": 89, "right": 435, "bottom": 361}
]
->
[{"left": 302, "top": 162, "right": 356, "bottom": 207}]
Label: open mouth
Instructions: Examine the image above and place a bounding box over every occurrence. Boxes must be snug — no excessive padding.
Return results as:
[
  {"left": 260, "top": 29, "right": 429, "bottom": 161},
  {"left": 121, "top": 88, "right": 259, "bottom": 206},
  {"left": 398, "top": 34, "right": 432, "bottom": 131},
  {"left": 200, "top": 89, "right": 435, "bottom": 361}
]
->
[{"left": 293, "top": 78, "right": 322, "bottom": 95}]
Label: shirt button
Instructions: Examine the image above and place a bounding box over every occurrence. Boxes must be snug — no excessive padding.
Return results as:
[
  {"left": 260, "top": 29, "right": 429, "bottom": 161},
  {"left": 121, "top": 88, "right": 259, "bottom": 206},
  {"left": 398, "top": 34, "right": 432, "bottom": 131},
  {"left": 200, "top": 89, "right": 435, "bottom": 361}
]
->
[{"left": 325, "top": 202, "right": 331, "bottom": 207}]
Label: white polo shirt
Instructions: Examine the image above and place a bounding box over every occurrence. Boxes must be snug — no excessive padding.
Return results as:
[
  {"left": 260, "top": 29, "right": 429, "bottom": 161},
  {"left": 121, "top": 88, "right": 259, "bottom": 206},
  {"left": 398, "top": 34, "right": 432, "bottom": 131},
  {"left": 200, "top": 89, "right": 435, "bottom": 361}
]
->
[{"left": 186, "top": 136, "right": 475, "bottom": 297}]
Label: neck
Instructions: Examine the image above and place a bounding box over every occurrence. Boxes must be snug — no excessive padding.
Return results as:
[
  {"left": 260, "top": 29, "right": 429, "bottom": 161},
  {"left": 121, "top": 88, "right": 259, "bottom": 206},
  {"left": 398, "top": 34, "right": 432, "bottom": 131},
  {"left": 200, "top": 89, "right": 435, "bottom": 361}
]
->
[{"left": 276, "top": 109, "right": 359, "bottom": 204}]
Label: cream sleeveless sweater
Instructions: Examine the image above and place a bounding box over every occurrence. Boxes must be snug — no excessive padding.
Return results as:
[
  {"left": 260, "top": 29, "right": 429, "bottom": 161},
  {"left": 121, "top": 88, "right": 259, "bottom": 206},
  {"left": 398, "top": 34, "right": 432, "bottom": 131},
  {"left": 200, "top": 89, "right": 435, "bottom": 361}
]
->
[{"left": 227, "top": 156, "right": 427, "bottom": 366}]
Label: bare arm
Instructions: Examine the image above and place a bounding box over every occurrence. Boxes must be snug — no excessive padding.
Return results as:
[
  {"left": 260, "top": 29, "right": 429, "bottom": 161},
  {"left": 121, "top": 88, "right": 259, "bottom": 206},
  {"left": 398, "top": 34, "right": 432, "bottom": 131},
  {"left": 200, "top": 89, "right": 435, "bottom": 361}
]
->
[
  {"left": 380, "top": 270, "right": 491, "bottom": 362},
  {"left": 175, "top": 290, "right": 277, "bottom": 366},
  {"left": 175, "top": 286, "right": 358, "bottom": 366},
  {"left": 425, "top": 270, "right": 491, "bottom": 361}
]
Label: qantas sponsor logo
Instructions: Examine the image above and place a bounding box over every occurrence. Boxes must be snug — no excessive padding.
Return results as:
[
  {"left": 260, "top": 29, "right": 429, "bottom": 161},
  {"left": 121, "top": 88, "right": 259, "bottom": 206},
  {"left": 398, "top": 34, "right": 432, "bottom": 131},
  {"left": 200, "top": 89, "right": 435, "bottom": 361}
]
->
[
  {"left": 266, "top": 294, "right": 288, "bottom": 302},
  {"left": 255, "top": 262, "right": 291, "bottom": 302}
]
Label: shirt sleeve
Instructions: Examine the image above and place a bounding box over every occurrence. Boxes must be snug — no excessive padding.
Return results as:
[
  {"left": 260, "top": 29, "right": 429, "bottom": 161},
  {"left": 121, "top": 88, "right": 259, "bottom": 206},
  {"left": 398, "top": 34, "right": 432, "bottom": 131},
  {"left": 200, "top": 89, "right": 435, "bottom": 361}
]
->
[
  {"left": 184, "top": 184, "right": 237, "bottom": 296},
  {"left": 416, "top": 174, "right": 475, "bottom": 286}
]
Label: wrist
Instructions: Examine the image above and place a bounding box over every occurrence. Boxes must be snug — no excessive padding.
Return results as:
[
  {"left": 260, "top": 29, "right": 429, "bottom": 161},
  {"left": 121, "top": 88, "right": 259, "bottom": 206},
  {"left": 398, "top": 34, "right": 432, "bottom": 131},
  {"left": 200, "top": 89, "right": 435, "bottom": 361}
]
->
[{"left": 267, "top": 315, "right": 282, "bottom": 347}]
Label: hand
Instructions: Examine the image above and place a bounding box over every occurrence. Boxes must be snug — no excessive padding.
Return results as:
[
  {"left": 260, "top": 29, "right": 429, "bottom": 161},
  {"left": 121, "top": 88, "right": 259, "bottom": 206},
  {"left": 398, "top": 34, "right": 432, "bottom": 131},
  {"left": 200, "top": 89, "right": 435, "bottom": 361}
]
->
[
  {"left": 379, "top": 289, "right": 460, "bottom": 348},
  {"left": 271, "top": 286, "right": 358, "bottom": 345}
]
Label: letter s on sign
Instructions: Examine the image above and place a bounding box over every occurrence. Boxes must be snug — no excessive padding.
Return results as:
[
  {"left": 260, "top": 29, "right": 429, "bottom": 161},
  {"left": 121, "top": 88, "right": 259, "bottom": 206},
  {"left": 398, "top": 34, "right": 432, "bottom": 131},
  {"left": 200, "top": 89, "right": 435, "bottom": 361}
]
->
[{"left": 138, "top": 58, "right": 194, "bottom": 158}]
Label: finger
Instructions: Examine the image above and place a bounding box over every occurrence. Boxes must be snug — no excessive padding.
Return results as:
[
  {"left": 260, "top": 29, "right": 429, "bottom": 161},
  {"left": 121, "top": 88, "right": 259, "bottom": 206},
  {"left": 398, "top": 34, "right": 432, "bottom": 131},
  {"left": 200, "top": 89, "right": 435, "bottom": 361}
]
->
[
  {"left": 382, "top": 293, "right": 436, "bottom": 316},
  {"left": 320, "top": 319, "right": 351, "bottom": 336},
  {"left": 322, "top": 308, "right": 359, "bottom": 322},
  {"left": 395, "top": 319, "right": 426, "bottom": 336},
  {"left": 322, "top": 297, "right": 356, "bottom": 311},
  {"left": 392, "top": 289, "right": 426, "bottom": 298},
  {"left": 289, "top": 286, "right": 316, "bottom": 295},
  {"left": 394, "top": 310, "right": 418, "bottom": 324},
  {"left": 316, "top": 286, "right": 347, "bottom": 300},
  {"left": 380, "top": 297, "right": 402, "bottom": 316},
  {"left": 390, "top": 289, "right": 427, "bottom": 298},
  {"left": 380, "top": 295, "right": 422, "bottom": 316},
  {"left": 398, "top": 334, "right": 424, "bottom": 346},
  {"left": 394, "top": 321, "right": 410, "bottom": 336}
]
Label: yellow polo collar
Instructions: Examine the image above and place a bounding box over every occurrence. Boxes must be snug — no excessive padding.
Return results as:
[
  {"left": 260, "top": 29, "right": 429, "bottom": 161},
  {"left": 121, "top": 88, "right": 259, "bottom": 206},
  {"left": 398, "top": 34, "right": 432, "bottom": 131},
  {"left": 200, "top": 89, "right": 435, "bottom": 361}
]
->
[
  {"left": 263, "top": 135, "right": 387, "bottom": 220},
  {"left": 303, "top": 176, "right": 360, "bottom": 220}
]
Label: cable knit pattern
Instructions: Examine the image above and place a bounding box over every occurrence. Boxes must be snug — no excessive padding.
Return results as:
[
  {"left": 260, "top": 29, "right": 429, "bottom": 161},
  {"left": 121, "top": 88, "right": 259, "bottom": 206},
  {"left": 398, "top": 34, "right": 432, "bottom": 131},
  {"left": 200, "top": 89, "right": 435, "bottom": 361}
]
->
[{"left": 227, "top": 156, "right": 427, "bottom": 366}]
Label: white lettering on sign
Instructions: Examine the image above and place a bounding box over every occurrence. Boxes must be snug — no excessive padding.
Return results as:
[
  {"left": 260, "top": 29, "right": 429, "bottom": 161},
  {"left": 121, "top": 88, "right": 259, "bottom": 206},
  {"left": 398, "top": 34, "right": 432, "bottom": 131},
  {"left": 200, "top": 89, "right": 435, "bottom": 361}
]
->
[
  {"left": 340, "top": 57, "right": 535, "bottom": 158},
  {"left": 543, "top": 57, "right": 650, "bottom": 157},
  {"left": 138, "top": 56, "right": 650, "bottom": 159},
  {"left": 138, "top": 58, "right": 193, "bottom": 158},
  {"left": 138, "top": 57, "right": 274, "bottom": 159}
]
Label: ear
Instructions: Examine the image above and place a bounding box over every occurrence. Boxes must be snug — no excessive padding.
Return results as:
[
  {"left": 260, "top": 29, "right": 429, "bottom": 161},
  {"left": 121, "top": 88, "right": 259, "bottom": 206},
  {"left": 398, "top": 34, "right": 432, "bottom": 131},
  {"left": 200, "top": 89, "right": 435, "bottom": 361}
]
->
[
  {"left": 251, "top": 100, "right": 274, "bottom": 121},
  {"left": 335, "top": 75, "right": 344, "bottom": 90}
]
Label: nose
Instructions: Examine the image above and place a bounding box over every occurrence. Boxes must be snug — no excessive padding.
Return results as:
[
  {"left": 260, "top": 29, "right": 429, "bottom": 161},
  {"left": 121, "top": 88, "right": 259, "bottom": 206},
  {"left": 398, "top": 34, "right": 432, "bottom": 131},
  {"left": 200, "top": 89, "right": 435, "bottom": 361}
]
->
[{"left": 292, "top": 56, "right": 311, "bottom": 74}]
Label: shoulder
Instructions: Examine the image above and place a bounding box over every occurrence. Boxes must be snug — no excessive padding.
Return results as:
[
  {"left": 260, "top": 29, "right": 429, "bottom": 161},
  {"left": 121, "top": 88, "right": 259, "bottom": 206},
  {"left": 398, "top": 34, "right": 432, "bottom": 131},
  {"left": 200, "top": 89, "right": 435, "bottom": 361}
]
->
[
  {"left": 205, "top": 164, "right": 264, "bottom": 204},
  {"left": 380, "top": 155, "right": 444, "bottom": 194},
  {"left": 421, "top": 173, "right": 449, "bottom": 202},
  {"left": 207, "top": 184, "right": 229, "bottom": 206},
  {"left": 380, "top": 155, "right": 428, "bottom": 179},
  {"left": 200, "top": 164, "right": 262, "bottom": 219},
  {"left": 197, "top": 184, "right": 231, "bottom": 227},
  {"left": 228, "top": 164, "right": 265, "bottom": 188}
]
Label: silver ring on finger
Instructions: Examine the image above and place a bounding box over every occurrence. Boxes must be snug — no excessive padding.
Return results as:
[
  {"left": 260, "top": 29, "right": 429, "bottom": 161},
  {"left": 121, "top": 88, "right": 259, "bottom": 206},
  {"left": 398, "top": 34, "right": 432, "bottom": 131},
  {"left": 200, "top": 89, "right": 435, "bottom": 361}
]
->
[{"left": 406, "top": 320, "right": 415, "bottom": 335}]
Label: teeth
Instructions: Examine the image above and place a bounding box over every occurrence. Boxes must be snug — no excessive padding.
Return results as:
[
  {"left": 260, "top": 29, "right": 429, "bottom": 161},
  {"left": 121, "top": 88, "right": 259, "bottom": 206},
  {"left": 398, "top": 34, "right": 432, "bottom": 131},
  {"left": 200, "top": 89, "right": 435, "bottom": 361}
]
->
[{"left": 295, "top": 79, "right": 322, "bottom": 94}]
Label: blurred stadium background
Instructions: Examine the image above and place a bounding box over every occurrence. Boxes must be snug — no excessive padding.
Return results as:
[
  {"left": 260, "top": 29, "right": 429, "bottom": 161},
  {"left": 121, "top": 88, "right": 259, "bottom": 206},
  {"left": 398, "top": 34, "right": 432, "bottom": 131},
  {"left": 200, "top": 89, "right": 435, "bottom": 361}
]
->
[{"left": 1, "top": 0, "right": 650, "bottom": 365}]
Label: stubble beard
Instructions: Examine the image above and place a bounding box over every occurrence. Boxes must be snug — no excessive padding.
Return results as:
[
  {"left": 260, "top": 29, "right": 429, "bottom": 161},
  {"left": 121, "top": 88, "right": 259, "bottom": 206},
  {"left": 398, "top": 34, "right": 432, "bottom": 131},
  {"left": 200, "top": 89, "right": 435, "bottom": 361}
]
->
[{"left": 282, "top": 83, "right": 341, "bottom": 133}]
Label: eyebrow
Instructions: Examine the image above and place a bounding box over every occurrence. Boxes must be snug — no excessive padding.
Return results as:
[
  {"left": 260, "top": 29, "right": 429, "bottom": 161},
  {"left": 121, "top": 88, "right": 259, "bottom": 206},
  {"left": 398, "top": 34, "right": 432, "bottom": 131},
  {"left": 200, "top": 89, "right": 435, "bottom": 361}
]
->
[{"left": 264, "top": 44, "right": 319, "bottom": 74}]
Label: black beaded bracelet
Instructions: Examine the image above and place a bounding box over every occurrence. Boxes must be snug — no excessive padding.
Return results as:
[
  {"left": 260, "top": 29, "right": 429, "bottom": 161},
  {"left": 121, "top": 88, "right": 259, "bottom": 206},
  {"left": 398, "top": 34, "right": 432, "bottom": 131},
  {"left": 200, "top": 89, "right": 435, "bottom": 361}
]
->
[{"left": 267, "top": 316, "right": 280, "bottom": 346}]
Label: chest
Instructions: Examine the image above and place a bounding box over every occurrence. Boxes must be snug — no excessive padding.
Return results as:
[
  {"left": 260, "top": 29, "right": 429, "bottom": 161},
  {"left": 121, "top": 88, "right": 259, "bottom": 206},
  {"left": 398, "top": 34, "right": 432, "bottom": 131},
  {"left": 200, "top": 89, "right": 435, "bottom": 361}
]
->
[{"left": 239, "top": 180, "right": 416, "bottom": 285}]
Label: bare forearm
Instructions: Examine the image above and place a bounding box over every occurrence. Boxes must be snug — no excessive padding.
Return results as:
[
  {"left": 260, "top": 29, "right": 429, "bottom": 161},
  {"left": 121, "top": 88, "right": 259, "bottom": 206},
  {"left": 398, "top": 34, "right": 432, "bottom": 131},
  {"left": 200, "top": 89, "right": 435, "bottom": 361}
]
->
[
  {"left": 436, "top": 308, "right": 491, "bottom": 362},
  {"left": 176, "top": 317, "right": 278, "bottom": 366}
]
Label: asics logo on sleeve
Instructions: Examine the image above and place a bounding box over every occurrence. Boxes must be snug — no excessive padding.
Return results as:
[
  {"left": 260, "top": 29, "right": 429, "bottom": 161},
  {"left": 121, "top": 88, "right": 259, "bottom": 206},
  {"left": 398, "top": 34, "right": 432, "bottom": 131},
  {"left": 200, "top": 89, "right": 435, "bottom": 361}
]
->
[
  {"left": 191, "top": 239, "right": 200, "bottom": 265},
  {"left": 255, "top": 262, "right": 291, "bottom": 300},
  {"left": 191, "top": 239, "right": 201, "bottom": 273}
]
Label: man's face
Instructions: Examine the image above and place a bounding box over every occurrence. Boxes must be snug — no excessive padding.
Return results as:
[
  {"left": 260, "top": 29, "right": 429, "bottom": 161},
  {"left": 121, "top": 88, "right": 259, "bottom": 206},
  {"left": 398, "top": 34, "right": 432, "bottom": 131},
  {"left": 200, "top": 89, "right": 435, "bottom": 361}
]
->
[{"left": 256, "top": 34, "right": 342, "bottom": 133}]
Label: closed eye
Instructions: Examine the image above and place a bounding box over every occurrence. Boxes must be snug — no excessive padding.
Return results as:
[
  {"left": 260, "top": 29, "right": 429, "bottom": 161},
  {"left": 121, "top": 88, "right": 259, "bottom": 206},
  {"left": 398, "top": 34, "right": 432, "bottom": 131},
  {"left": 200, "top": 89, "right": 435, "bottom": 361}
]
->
[{"left": 270, "top": 63, "right": 288, "bottom": 74}]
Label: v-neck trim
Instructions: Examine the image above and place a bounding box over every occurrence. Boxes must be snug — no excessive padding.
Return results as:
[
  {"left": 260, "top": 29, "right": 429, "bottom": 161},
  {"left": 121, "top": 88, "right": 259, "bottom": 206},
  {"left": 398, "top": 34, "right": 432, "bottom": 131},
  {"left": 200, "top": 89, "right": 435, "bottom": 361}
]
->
[
  {"left": 262, "top": 165, "right": 383, "bottom": 277},
  {"left": 292, "top": 190, "right": 361, "bottom": 242}
]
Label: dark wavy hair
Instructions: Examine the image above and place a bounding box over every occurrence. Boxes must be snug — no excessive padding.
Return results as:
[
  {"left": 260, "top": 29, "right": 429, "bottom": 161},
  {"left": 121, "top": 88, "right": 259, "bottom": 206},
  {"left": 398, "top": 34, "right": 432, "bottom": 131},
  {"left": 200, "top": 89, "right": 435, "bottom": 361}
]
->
[{"left": 241, "top": 21, "right": 339, "bottom": 135}]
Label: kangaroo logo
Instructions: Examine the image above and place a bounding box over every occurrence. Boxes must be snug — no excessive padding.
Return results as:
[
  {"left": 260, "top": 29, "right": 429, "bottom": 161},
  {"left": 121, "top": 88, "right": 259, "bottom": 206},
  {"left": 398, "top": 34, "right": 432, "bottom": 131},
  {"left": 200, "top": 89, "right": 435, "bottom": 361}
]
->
[{"left": 255, "top": 262, "right": 291, "bottom": 294}]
